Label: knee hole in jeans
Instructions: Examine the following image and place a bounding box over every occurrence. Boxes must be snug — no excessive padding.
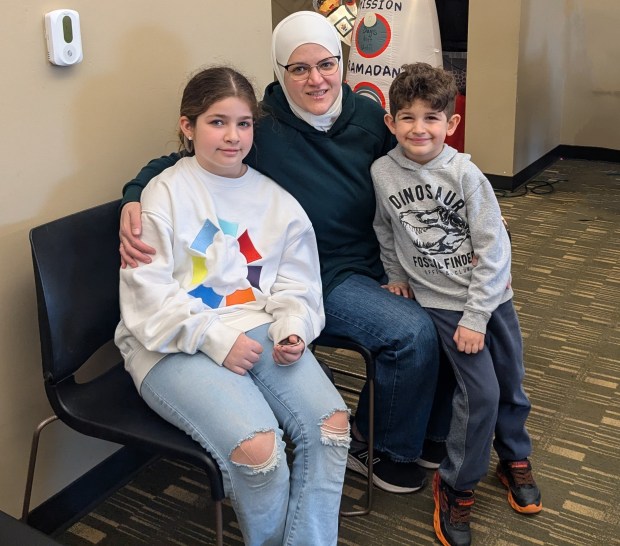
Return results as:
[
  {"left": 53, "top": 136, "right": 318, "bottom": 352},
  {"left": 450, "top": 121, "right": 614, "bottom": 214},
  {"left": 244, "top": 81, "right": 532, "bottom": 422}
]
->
[
  {"left": 231, "top": 430, "right": 278, "bottom": 472},
  {"left": 320, "top": 410, "right": 351, "bottom": 447}
]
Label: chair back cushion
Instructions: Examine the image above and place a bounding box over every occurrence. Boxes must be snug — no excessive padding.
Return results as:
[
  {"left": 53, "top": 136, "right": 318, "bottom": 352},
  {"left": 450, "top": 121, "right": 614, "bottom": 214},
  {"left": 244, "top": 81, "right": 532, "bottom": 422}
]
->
[{"left": 29, "top": 200, "right": 122, "bottom": 383}]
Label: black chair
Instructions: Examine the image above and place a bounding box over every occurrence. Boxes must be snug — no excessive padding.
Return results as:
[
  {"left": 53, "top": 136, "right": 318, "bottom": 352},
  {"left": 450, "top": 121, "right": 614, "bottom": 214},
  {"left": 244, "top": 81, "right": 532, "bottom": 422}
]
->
[
  {"left": 312, "top": 333, "right": 376, "bottom": 517},
  {"left": 23, "top": 200, "right": 225, "bottom": 546}
]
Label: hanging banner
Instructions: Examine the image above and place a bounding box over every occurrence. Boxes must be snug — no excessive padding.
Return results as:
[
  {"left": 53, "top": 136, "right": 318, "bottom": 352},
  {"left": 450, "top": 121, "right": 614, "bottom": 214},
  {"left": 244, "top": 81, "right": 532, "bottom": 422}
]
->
[
  {"left": 346, "top": 0, "right": 443, "bottom": 111},
  {"left": 313, "top": 0, "right": 358, "bottom": 45}
]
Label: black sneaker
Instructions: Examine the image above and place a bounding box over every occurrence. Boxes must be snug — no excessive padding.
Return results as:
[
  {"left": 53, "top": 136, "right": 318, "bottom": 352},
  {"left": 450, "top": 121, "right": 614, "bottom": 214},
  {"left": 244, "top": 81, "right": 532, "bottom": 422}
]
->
[
  {"left": 347, "top": 438, "right": 427, "bottom": 494},
  {"left": 417, "top": 439, "right": 447, "bottom": 469},
  {"left": 496, "top": 459, "right": 542, "bottom": 514},
  {"left": 433, "top": 472, "right": 474, "bottom": 546}
]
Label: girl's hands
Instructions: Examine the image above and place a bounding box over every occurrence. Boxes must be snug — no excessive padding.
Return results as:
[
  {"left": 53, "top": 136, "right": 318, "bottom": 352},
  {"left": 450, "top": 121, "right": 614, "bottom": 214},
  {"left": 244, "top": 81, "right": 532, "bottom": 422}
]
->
[
  {"left": 223, "top": 333, "right": 264, "bottom": 375},
  {"left": 119, "top": 202, "right": 156, "bottom": 268},
  {"left": 273, "top": 335, "right": 305, "bottom": 365}
]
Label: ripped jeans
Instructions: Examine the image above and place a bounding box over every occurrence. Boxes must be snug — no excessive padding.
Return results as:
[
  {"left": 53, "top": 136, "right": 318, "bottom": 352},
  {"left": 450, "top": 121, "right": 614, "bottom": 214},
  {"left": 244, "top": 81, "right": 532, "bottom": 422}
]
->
[{"left": 140, "top": 323, "right": 350, "bottom": 546}]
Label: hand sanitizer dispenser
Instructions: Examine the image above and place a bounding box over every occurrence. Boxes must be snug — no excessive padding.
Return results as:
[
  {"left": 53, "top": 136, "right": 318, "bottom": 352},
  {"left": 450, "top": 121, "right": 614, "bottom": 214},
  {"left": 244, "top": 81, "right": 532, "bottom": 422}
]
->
[{"left": 44, "top": 9, "right": 83, "bottom": 66}]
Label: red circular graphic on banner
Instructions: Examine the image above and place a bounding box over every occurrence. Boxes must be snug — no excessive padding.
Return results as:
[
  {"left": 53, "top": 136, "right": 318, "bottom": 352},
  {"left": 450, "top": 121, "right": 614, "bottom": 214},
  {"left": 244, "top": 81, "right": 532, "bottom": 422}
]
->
[
  {"left": 353, "top": 81, "right": 386, "bottom": 109},
  {"left": 354, "top": 14, "right": 391, "bottom": 59}
]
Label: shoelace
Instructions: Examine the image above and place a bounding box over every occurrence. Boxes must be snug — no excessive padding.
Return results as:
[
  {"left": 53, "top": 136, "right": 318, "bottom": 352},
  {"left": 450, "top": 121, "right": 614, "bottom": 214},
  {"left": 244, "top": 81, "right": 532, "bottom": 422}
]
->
[
  {"left": 450, "top": 497, "right": 474, "bottom": 524},
  {"left": 508, "top": 462, "right": 535, "bottom": 486}
]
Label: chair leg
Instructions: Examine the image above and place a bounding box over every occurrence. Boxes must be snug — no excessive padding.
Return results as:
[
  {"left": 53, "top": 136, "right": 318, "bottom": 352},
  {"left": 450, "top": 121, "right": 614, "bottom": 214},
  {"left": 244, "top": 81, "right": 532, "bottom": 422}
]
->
[
  {"left": 214, "top": 500, "right": 223, "bottom": 546},
  {"left": 340, "top": 377, "right": 374, "bottom": 517},
  {"left": 22, "top": 415, "right": 59, "bottom": 521}
]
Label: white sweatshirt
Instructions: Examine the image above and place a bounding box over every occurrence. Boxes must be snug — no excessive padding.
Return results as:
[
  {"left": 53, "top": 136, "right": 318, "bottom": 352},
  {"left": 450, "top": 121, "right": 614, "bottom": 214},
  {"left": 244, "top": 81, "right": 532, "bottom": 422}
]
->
[
  {"left": 372, "top": 144, "right": 513, "bottom": 334},
  {"left": 115, "top": 156, "right": 325, "bottom": 390}
]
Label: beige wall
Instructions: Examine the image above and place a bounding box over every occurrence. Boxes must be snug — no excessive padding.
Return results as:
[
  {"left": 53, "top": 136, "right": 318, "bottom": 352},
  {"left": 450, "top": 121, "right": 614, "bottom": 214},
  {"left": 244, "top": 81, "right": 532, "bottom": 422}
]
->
[
  {"left": 465, "top": 0, "right": 522, "bottom": 176},
  {"left": 0, "top": 0, "right": 272, "bottom": 517},
  {"left": 466, "top": 0, "right": 620, "bottom": 176}
]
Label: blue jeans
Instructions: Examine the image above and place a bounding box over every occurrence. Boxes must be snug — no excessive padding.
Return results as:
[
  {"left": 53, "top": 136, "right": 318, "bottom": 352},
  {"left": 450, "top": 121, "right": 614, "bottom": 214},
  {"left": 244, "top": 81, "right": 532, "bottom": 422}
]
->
[
  {"left": 140, "top": 324, "right": 349, "bottom": 546},
  {"left": 427, "top": 301, "right": 533, "bottom": 491},
  {"left": 323, "top": 274, "right": 440, "bottom": 461}
]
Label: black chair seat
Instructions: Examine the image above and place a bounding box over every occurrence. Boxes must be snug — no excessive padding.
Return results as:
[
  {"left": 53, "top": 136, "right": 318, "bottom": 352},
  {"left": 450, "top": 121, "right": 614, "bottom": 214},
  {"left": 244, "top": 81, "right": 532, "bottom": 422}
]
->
[{"left": 51, "top": 363, "right": 223, "bottom": 490}]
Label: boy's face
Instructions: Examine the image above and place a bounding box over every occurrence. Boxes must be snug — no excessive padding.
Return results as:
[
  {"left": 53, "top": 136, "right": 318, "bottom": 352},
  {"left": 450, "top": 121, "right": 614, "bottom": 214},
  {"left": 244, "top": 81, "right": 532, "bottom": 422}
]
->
[{"left": 384, "top": 98, "right": 460, "bottom": 164}]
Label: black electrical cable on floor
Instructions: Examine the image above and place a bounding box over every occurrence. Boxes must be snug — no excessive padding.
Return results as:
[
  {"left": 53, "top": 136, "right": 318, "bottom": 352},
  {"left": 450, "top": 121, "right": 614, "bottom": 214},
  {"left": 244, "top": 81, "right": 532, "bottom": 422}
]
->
[{"left": 494, "top": 177, "right": 568, "bottom": 198}]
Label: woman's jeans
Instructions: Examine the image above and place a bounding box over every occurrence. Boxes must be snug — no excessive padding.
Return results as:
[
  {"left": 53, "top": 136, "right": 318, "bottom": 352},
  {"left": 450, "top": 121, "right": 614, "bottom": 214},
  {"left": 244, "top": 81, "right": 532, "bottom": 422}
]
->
[
  {"left": 323, "top": 274, "right": 440, "bottom": 461},
  {"left": 140, "top": 324, "right": 349, "bottom": 546},
  {"left": 427, "top": 300, "right": 533, "bottom": 491}
]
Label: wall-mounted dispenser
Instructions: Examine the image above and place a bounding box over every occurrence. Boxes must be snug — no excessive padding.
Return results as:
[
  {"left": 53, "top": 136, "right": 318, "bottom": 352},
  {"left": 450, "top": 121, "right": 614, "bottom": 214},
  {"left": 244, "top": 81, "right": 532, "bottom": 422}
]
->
[{"left": 44, "top": 9, "right": 83, "bottom": 66}]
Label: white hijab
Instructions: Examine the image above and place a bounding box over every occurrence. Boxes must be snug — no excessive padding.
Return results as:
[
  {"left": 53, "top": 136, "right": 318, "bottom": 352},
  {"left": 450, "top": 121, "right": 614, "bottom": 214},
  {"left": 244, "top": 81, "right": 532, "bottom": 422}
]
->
[{"left": 271, "top": 11, "right": 344, "bottom": 132}]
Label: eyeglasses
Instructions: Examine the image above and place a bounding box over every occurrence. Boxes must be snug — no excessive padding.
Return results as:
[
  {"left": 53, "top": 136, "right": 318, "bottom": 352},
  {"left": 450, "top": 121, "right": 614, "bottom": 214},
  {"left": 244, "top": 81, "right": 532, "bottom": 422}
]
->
[{"left": 277, "top": 56, "right": 341, "bottom": 81}]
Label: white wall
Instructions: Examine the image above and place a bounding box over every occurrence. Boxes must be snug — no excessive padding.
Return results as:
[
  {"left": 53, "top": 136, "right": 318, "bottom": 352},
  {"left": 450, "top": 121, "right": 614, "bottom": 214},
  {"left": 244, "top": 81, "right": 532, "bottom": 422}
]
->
[{"left": 0, "top": 0, "right": 272, "bottom": 517}]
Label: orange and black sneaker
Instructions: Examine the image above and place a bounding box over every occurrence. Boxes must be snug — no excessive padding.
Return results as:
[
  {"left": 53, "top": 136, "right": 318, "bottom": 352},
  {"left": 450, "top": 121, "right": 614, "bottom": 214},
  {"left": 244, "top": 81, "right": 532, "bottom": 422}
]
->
[
  {"left": 433, "top": 472, "right": 474, "bottom": 546},
  {"left": 496, "top": 459, "right": 542, "bottom": 514}
]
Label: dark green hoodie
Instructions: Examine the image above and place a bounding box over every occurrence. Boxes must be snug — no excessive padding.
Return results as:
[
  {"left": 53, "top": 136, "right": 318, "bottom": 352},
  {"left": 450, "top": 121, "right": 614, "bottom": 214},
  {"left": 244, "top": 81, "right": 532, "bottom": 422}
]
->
[{"left": 122, "top": 82, "right": 394, "bottom": 295}]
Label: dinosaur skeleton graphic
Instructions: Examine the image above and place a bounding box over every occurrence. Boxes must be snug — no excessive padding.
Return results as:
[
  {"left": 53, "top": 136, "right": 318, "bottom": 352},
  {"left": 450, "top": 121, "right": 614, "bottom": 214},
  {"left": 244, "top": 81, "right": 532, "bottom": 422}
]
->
[{"left": 399, "top": 206, "right": 470, "bottom": 256}]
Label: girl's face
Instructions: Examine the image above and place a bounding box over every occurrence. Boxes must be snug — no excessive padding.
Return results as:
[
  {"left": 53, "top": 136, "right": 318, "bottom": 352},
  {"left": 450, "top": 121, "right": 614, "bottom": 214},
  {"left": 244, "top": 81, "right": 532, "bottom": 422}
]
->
[
  {"left": 283, "top": 43, "right": 341, "bottom": 116},
  {"left": 180, "top": 97, "right": 253, "bottom": 178}
]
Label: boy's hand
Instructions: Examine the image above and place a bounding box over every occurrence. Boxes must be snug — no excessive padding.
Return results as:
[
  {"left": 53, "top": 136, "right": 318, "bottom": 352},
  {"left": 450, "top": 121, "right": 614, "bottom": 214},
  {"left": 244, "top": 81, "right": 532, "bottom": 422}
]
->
[
  {"left": 273, "top": 335, "right": 305, "bottom": 365},
  {"left": 381, "top": 282, "right": 413, "bottom": 299},
  {"left": 453, "top": 325, "right": 485, "bottom": 354},
  {"left": 119, "top": 202, "right": 156, "bottom": 268},
  {"left": 223, "top": 333, "right": 263, "bottom": 375}
]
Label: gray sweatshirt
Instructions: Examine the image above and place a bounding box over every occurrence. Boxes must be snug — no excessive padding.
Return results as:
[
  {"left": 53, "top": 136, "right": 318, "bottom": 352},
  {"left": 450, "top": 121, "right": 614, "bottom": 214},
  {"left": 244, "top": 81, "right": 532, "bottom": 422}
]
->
[{"left": 371, "top": 144, "right": 513, "bottom": 334}]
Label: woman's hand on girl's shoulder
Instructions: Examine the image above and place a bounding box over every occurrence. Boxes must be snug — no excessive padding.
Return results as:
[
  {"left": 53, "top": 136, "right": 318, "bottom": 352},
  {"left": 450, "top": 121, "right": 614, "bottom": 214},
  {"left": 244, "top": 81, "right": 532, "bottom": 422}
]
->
[{"left": 119, "top": 202, "right": 156, "bottom": 268}]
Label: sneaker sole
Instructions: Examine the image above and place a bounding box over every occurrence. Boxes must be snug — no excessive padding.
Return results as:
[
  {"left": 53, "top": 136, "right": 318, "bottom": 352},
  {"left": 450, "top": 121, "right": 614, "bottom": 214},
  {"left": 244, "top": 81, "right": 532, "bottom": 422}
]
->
[
  {"left": 496, "top": 469, "right": 543, "bottom": 514},
  {"left": 416, "top": 458, "right": 441, "bottom": 470},
  {"left": 346, "top": 453, "right": 426, "bottom": 494},
  {"left": 432, "top": 473, "right": 452, "bottom": 546}
]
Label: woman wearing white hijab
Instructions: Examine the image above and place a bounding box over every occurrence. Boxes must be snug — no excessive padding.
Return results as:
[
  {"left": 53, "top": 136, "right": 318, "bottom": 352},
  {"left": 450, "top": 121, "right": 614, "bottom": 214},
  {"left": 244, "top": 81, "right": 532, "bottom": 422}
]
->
[
  {"left": 271, "top": 10, "right": 344, "bottom": 131},
  {"left": 120, "top": 8, "right": 442, "bottom": 513}
]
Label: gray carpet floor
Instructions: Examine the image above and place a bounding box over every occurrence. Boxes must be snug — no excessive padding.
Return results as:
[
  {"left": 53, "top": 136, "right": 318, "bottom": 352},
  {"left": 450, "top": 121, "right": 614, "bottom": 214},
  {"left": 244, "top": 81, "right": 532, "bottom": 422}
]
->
[{"left": 56, "top": 159, "right": 620, "bottom": 545}]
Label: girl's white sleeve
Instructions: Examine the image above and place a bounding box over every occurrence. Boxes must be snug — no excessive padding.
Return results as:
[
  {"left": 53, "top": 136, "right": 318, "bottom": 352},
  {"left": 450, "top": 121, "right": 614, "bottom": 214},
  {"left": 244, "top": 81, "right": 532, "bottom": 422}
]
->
[
  {"left": 118, "top": 211, "right": 241, "bottom": 365},
  {"left": 265, "top": 226, "right": 325, "bottom": 346}
]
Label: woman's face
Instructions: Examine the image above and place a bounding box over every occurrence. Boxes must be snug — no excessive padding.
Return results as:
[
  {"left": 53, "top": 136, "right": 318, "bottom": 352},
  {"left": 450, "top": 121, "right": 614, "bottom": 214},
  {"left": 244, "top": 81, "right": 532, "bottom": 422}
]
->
[{"left": 283, "top": 43, "right": 341, "bottom": 116}]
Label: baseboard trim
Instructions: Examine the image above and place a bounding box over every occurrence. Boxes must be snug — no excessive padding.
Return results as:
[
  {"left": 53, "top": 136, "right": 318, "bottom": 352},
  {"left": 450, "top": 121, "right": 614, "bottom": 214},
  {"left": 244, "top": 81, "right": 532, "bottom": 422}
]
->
[
  {"left": 27, "top": 447, "right": 156, "bottom": 537},
  {"left": 555, "top": 144, "right": 620, "bottom": 162},
  {"left": 486, "top": 145, "right": 620, "bottom": 191}
]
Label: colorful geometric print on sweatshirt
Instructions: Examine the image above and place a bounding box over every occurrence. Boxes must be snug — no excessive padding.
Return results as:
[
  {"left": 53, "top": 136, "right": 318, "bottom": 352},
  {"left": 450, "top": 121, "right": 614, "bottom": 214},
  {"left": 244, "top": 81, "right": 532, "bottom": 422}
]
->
[{"left": 187, "top": 217, "right": 262, "bottom": 308}]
